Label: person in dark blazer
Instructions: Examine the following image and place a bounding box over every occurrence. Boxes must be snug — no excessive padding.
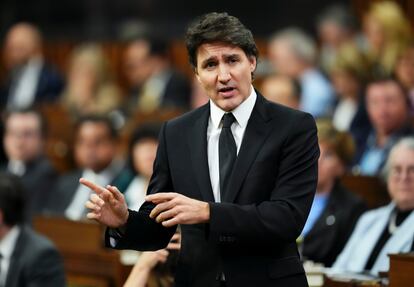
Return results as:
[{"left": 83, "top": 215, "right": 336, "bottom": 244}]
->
[
  {"left": 46, "top": 115, "right": 122, "bottom": 220},
  {"left": 82, "top": 12, "right": 319, "bottom": 287},
  {"left": 122, "top": 33, "right": 191, "bottom": 114},
  {"left": 301, "top": 119, "right": 367, "bottom": 267},
  {"left": 2, "top": 108, "right": 58, "bottom": 222},
  {"left": 0, "top": 173, "right": 65, "bottom": 287},
  {"left": 0, "top": 23, "right": 63, "bottom": 110},
  {"left": 352, "top": 76, "right": 413, "bottom": 176}
]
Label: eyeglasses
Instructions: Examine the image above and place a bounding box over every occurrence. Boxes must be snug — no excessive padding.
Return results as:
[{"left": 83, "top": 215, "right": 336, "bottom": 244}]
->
[{"left": 389, "top": 165, "right": 414, "bottom": 179}]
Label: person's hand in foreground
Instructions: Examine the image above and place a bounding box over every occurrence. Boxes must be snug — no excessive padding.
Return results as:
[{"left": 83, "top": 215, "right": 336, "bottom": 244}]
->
[{"left": 81, "top": 178, "right": 129, "bottom": 228}]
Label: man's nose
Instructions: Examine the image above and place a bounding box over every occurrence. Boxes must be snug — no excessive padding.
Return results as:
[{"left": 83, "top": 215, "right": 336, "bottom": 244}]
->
[{"left": 218, "top": 66, "right": 231, "bottom": 82}]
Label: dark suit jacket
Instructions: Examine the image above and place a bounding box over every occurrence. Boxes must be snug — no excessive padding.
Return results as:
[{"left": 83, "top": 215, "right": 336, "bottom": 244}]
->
[
  {"left": 46, "top": 169, "right": 83, "bottom": 215},
  {"left": 2, "top": 157, "right": 58, "bottom": 222},
  {"left": 302, "top": 182, "right": 367, "bottom": 267},
  {"left": 161, "top": 70, "right": 191, "bottom": 109},
  {"left": 0, "top": 63, "right": 64, "bottom": 109},
  {"left": 5, "top": 225, "right": 66, "bottom": 287},
  {"left": 107, "top": 93, "right": 319, "bottom": 287}
]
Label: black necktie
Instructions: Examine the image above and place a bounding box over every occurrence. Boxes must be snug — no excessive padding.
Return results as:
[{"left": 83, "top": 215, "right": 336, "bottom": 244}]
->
[{"left": 219, "top": 113, "right": 237, "bottom": 200}]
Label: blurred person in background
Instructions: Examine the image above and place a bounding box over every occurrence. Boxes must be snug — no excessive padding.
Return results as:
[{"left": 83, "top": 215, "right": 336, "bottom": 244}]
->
[
  {"left": 0, "top": 23, "right": 64, "bottom": 111},
  {"left": 46, "top": 115, "right": 122, "bottom": 220},
  {"left": 260, "top": 74, "right": 301, "bottom": 110},
  {"left": 0, "top": 173, "right": 65, "bottom": 287},
  {"left": 332, "top": 137, "right": 414, "bottom": 275},
  {"left": 300, "top": 119, "right": 366, "bottom": 267},
  {"left": 114, "top": 123, "right": 161, "bottom": 211},
  {"left": 268, "top": 28, "right": 335, "bottom": 118},
  {"left": 316, "top": 4, "right": 360, "bottom": 74},
  {"left": 2, "top": 108, "right": 57, "bottom": 222},
  {"left": 353, "top": 77, "right": 413, "bottom": 176},
  {"left": 122, "top": 34, "right": 191, "bottom": 114},
  {"left": 362, "top": 1, "right": 412, "bottom": 76},
  {"left": 61, "top": 43, "right": 122, "bottom": 118},
  {"left": 393, "top": 43, "right": 414, "bottom": 112},
  {"left": 328, "top": 43, "right": 371, "bottom": 144},
  {"left": 124, "top": 232, "right": 181, "bottom": 287}
]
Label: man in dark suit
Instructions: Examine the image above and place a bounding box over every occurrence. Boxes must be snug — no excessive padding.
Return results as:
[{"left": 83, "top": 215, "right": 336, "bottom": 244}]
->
[
  {"left": 122, "top": 33, "right": 191, "bottom": 113},
  {"left": 47, "top": 115, "right": 122, "bottom": 220},
  {"left": 0, "top": 22, "right": 64, "bottom": 110},
  {"left": 82, "top": 12, "right": 319, "bottom": 287},
  {"left": 2, "top": 108, "right": 58, "bottom": 222},
  {"left": 0, "top": 173, "right": 65, "bottom": 287}
]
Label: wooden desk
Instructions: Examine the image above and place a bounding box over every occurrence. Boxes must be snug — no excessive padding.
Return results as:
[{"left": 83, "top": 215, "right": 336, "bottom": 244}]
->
[
  {"left": 388, "top": 253, "right": 414, "bottom": 287},
  {"left": 34, "top": 216, "right": 127, "bottom": 287}
]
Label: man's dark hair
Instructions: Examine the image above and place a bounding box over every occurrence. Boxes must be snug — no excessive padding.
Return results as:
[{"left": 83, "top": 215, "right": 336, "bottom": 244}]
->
[
  {"left": 185, "top": 12, "right": 258, "bottom": 69},
  {"left": 75, "top": 115, "right": 118, "bottom": 140},
  {"left": 0, "top": 173, "right": 25, "bottom": 226},
  {"left": 366, "top": 75, "right": 411, "bottom": 107},
  {"left": 3, "top": 107, "right": 48, "bottom": 138}
]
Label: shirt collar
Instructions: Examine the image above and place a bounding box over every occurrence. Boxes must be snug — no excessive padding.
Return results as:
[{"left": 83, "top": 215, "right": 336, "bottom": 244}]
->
[
  {"left": 209, "top": 86, "right": 257, "bottom": 129},
  {"left": 0, "top": 225, "right": 21, "bottom": 259}
]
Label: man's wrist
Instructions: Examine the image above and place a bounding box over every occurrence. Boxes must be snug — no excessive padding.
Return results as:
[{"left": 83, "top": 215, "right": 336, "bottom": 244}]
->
[{"left": 203, "top": 202, "right": 210, "bottom": 222}]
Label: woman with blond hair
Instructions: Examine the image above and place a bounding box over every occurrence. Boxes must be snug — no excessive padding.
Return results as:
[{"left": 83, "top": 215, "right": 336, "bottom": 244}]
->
[
  {"left": 61, "top": 44, "right": 122, "bottom": 118},
  {"left": 363, "top": 1, "right": 412, "bottom": 76}
]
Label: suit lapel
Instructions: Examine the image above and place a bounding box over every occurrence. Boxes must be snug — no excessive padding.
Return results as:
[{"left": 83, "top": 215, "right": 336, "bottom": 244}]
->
[
  {"left": 188, "top": 104, "right": 215, "bottom": 202},
  {"left": 222, "top": 94, "right": 273, "bottom": 203},
  {"left": 5, "top": 226, "right": 26, "bottom": 287}
]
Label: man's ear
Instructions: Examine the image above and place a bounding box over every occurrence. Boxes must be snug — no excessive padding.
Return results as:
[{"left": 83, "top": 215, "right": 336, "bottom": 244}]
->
[
  {"left": 0, "top": 210, "right": 4, "bottom": 226},
  {"left": 249, "top": 56, "right": 257, "bottom": 73}
]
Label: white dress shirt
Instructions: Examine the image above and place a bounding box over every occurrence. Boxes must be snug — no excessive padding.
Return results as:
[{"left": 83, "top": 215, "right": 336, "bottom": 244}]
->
[
  {"left": 207, "top": 87, "right": 257, "bottom": 202},
  {"left": 65, "top": 162, "right": 121, "bottom": 220},
  {"left": 7, "top": 58, "right": 43, "bottom": 110},
  {"left": 124, "top": 175, "right": 148, "bottom": 211},
  {"left": 0, "top": 226, "right": 21, "bottom": 286}
]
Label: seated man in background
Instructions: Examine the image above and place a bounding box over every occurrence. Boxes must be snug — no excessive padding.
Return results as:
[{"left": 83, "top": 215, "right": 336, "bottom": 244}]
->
[
  {"left": 2, "top": 108, "right": 57, "bottom": 222},
  {"left": 46, "top": 115, "right": 122, "bottom": 220},
  {"left": 0, "top": 173, "right": 65, "bottom": 287},
  {"left": 122, "top": 33, "right": 191, "bottom": 114},
  {"left": 332, "top": 137, "right": 414, "bottom": 275},
  {"left": 260, "top": 74, "right": 301, "bottom": 110},
  {"left": 353, "top": 77, "right": 412, "bottom": 176},
  {"left": 301, "top": 119, "right": 366, "bottom": 267},
  {"left": 0, "top": 22, "right": 64, "bottom": 110},
  {"left": 268, "top": 28, "right": 335, "bottom": 118}
]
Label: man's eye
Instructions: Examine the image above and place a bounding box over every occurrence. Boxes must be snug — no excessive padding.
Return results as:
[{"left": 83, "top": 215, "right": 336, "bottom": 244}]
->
[{"left": 206, "top": 62, "right": 216, "bottom": 68}]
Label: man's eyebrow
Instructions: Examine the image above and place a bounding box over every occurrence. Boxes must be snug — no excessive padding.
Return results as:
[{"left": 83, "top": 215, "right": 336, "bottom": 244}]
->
[{"left": 200, "top": 56, "right": 217, "bottom": 66}]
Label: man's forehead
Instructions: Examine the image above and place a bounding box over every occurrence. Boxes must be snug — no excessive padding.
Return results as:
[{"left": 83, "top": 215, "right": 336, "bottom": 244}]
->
[{"left": 197, "top": 42, "right": 244, "bottom": 58}]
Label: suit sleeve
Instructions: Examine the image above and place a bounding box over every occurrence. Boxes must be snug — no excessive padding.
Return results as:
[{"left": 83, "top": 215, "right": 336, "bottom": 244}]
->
[
  {"left": 207, "top": 113, "right": 319, "bottom": 245},
  {"left": 105, "top": 122, "right": 176, "bottom": 251}
]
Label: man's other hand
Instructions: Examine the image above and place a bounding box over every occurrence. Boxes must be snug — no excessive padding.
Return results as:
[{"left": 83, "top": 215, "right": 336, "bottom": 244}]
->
[{"left": 146, "top": 193, "right": 210, "bottom": 227}]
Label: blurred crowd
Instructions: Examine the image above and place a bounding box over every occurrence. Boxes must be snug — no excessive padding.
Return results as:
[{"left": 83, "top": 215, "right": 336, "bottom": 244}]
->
[{"left": 1, "top": 1, "right": 414, "bottom": 286}]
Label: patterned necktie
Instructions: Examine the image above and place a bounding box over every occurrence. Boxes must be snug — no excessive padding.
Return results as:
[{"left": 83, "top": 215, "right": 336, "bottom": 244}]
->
[{"left": 219, "top": 113, "right": 237, "bottom": 201}]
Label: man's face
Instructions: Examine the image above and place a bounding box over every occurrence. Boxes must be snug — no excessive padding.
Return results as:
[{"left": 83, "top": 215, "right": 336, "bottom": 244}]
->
[
  {"left": 74, "top": 122, "right": 116, "bottom": 173},
  {"left": 195, "top": 42, "right": 256, "bottom": 112},
  {"left": 268, "top": 40, "right": 301, "bottom": 78},
  {"left": 387, "top": 145, "right": 414, "bottom": 210},
  {"left": 366, "top": 81, "right": 408, "bottom": 134},
  {"left": 317, "top": 141, "right": 344, "bottom": 191},
  {"left": 123, "top": 40, "right": 152, "bottom": 88},
  {"left": 3, "top": 25, "right": 39, "bottom": 69},
  {"left": 4, "top": 113, "right": 44, "bottom": 162},
  {"left": 132, "top": 139, "right": 158, "bottom": 179}
]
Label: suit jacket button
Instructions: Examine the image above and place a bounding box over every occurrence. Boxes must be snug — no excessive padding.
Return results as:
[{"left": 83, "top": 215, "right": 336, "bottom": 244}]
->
[{"left": 326, "top": 215, "right": 336, "bottom": 226}]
